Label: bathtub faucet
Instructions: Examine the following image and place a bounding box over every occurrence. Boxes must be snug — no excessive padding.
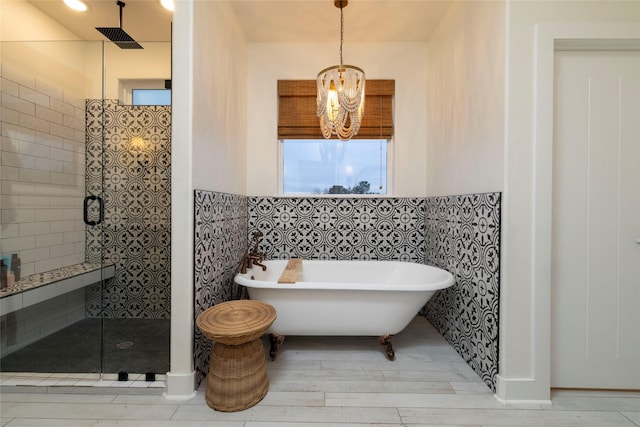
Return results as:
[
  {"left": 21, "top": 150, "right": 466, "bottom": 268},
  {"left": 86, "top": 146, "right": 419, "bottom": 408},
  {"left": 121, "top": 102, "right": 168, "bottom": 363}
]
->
[{"left": 240, "top": 232, "right": 267, "bottom": 274}]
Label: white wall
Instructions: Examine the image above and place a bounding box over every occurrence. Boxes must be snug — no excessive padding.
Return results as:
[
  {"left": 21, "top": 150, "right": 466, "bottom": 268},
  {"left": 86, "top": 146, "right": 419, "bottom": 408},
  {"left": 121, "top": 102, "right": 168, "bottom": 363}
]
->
[
  {"left": 191, "top": 2, "right": 248, "bottom": 194},
  {"left": 168, "top": 0, "right": 248, "bottom": 398},
  {"left": 247, "top": 42, "right": 428, "bottom": 197},
  {"left": 499, "top": 0, "right": 640, "bottom": 401},
  {"left": 103, "top": 42, "right": 172, "bottom": 101},
  {"left": 425, "top": 1, "right": 505, "bottom": 196},
  {"left": 1, "top": 0, "right": 80, "bottom": 42}
]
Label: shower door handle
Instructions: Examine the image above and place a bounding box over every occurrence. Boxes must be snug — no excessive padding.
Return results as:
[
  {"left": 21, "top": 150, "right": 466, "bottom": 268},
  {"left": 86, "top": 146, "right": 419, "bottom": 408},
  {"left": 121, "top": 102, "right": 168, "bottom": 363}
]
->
[{"left": 83, "top": 195, "right": 104, "bottom": 226}]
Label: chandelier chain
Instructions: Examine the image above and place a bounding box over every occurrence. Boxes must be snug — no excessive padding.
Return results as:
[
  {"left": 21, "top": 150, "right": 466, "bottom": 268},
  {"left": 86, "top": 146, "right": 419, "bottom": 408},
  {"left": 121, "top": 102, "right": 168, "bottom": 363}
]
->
[{"left": 339, "top": 2, "right": 344, "bottom": 65}]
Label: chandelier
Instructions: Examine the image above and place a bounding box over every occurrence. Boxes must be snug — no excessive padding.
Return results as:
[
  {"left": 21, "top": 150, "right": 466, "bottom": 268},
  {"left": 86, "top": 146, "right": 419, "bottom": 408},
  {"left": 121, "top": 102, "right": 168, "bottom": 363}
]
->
[{"left": 317, "top": 0, "right": 365, "bottom": 141}]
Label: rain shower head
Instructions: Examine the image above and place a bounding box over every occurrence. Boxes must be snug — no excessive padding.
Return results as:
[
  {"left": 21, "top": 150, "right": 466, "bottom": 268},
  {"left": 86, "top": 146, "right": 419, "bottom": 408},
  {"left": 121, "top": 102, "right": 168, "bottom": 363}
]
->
[{"left": 96, "top": 1, "right": 143, "bottom": 49}]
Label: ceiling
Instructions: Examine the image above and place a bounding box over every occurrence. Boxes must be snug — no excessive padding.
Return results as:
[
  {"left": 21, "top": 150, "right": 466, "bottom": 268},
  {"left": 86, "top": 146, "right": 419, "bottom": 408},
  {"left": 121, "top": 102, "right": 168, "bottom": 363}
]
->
[{"left": 28, "top": 0, "right": 452, "bottom": 44}]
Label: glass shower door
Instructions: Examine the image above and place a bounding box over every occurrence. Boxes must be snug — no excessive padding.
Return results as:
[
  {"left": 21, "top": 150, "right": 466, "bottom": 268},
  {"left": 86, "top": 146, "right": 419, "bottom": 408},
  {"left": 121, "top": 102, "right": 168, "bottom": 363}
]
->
[{"left": 98, "top": 41, "right": 172, "bottom": 379}]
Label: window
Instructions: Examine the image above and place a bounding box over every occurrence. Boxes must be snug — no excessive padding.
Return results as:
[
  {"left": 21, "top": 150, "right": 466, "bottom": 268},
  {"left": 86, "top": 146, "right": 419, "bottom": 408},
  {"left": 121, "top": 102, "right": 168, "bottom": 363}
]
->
[
  {"left": 132, "top": 89, "right": 171, "bottom": 106},
  {"left": 278, "top": 79, "right": 394, "bottom": 196},
  {"left": 282, "top": 139, "right": 388, "bottom": 195},
  {"left": 119, "top": 79, "right": 171, "bottom": 105}
]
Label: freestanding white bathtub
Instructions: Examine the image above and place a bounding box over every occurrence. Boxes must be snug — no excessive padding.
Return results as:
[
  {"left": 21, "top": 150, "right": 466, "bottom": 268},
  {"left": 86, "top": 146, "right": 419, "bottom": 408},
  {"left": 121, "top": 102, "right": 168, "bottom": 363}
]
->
[{"left": 234, "top": 259, "right": 454, "bottom": 360}]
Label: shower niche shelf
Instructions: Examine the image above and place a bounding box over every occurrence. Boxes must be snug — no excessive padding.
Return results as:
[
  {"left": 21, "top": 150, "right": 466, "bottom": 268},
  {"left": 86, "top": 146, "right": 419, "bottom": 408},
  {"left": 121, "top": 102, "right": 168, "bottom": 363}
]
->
[{"left": 0, "top": 262, "right": 115, "bottom": 315}]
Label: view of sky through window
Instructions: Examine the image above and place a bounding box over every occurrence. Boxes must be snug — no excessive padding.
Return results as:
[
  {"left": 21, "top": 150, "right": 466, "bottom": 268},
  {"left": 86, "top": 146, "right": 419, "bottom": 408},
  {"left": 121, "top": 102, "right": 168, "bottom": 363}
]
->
[
  {"left": 132, "top": 89, "right": 171, "bottom": 106},
  {"left": 282, "top": 139, "right": 388, "bottom": 195}
]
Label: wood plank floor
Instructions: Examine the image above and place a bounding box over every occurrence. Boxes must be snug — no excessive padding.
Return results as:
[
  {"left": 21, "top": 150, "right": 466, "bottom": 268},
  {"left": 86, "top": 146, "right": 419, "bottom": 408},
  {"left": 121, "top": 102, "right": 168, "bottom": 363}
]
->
[{"left": 1, "top": 317, "right": 639, "bottom": 426}]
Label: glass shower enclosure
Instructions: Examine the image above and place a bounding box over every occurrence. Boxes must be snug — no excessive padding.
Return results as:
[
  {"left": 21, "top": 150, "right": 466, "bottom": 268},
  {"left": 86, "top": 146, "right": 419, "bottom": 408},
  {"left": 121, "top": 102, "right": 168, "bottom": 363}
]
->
[{"left": 0, "top": 40, "right": 171, "bottom": 380}]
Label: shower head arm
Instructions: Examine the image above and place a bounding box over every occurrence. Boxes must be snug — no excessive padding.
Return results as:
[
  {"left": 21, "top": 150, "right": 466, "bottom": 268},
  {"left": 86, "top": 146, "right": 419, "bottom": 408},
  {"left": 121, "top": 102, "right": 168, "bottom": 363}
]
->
[{"left": 117, "top": 1, "right": 125, "bottom": 28}]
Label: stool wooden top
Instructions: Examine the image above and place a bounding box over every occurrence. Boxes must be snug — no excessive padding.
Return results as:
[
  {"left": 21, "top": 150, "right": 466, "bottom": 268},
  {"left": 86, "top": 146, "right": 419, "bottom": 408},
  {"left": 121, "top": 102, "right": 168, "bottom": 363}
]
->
[{"left": 196, "top": 300, "right": 276, "bottom": 345}]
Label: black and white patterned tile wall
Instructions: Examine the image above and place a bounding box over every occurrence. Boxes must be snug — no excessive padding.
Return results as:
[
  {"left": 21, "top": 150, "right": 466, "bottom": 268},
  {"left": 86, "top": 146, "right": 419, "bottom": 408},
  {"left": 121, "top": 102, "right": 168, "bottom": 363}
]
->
[
  {"left": 423, "top": 192, "right": 501, "bottom": 392},
  {"left": 248, "top": 197, "right": 426, "bottom": 261},
  {"left": 192, "top": 192, "right": 501, "bottom": 390},
  {"left": 193, "top": 190, "right": 248, "bottom": 385},
  {"left": 85, "top": 100, "right": 171, "bottom": 318}
]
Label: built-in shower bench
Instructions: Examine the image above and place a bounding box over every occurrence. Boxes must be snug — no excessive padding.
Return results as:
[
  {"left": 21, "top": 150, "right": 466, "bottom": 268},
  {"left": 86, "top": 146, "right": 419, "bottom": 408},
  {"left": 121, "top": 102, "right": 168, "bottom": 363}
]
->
[{"left": 0, "top": 262, "right": 115, "bottom": 315}]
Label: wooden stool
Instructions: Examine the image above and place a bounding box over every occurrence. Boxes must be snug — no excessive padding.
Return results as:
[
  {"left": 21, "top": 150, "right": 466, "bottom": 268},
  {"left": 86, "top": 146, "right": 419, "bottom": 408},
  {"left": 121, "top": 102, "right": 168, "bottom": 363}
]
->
[{"left": 196, "top": 300, "right": 276, "bottom": 412}]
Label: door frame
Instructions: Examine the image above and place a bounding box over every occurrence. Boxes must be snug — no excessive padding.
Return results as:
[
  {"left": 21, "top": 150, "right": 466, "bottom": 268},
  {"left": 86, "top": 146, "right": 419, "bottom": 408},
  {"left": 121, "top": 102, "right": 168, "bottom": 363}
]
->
[{"left": 532, "top": 23, "right": 640, "bottom": 396}]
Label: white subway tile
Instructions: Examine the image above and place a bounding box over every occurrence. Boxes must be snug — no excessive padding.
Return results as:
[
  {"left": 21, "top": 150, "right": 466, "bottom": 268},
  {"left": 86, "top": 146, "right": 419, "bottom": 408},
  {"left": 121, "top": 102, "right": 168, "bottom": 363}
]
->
[
  {"left": 50, "top": 122, "right": 75, "bottom": 139},
  {"left": 35, "top": 208, "right": 64, "bottom": 221},
  {"left": 19, "top": 246, "right": 50, "bottom": 264},
  {"left": 21, "top": 140, "right": 50, "bottom": 158},
  {"left": 63, "top": 114, "right": 84, "bottom": 131},
  {"left": 22, "top": 283, "right": 58, "bottom": 306},
  {"left": 2, "top": 235, "right": 35, "bottom": 252},
  {"left": 1, "top": 76, "right": 20, "bottom": 96},
  {"left": 36, "top": 157, "right": 64, "bottom": 173},
  {"left": 19, "top": 168, "right": 51, "bottom": 184},
  {"left": 50, "top": 171, "right": 76, "bottom": 186},
  {"left": 0, "top": 294, "right": 23, "bottom": 317},
  {"left": 3, "top": 151, "right": 36, "bottom": 169},
  {"left": 1, "top": 105, "right": 20, "bottom": 124},
  {"left": 35, "top": 79, "right": 64, "bottom": 100},
  {"left": 1, "top": 165, "right": 19, "bottom": 180},
  {"left": 63, "top": 92, "right": 83, "bottom": 108},
  {"left": 2, "top": 92, "right": 36, "bottom": 115},
  {"left": 52, "top": 196, "right": 80, "bottom": 208},
  {"left": 19, "top": 86, "right": 49, "bottom": 107},
  {"left": 1, "top": 135, "right": 20, "bottom": 152},
  {"left": 7, "top": 181, "right": 38, "bottom": 197},
  {"left": 49, "top": 98, "right": 75, "bottom": 116},
  {"left": 1, "top": 222, "right": 19, "bottom": 238},
  {"left": 54, "top": 242, "right": 77, "bottom": 256},
  {"left": 35, "top": 130, "right": 63, "bottom": 147},
  {"left": 34, "top": 256, "right": 63, "bottom": 274},
  {"left": 8, "top": 207, "right": 36, "bottom": 223},
  {"left": 63, "top": 208, "right": 81, "bottom": 220},
  {"left": 19, "top": 221, "right": 51, "bottom": 236},
  {"left": 19, "top": 112, "right": 50, "bottom": 133},
  {"left": 36, "top": 232, "right": 63, "bottom": 247},
  {"left": 2, "top": 122, "right": 37, "bottom": 143},
  {"left": 20, "top": 195, "right": 51, "bottom": 209},
  {"left": 74, "top": 106, "right": 85, "bottom": 120},
  {"left": 19, "top": 261, "right": 35, "bottom": 277},
  {"left": 35, "top": 183, "right": 82, "bottom": 197},
  {"left": 63, "top": 253, "right": 84, "bottom": 266},
  {"left": 63, "top": 138, "right": 84, "bottom": 152},
  {"left": 50, "top": 220, "right": 76, "bottom": 233},
  {"left": 63, "top": 230, "right": 83, "bottom": 244},
  {"left": 50, "top": 146, "right": 73, "bottom": 162},
  {"left": 63, "top": 161, "right": 82, "bottom": 174},
  {"left": 36, "top": 105, "right": 64, "bottom": 124},
  {"left": 74, "top": 129, "right": 85, "bottom": 143}
]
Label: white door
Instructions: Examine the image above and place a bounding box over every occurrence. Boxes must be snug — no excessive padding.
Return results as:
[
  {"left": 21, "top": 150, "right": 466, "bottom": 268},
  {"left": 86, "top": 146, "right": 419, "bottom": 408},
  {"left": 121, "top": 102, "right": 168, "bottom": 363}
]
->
[{"left": 551, "top": 50, "right": 640, "bottom": 389}]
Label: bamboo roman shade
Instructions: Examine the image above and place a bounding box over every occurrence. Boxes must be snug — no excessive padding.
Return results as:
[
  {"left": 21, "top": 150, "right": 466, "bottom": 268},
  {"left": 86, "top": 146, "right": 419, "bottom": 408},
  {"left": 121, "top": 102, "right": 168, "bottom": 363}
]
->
[{"left": 278, "top": 79, "right": 394, "bottom": 140}]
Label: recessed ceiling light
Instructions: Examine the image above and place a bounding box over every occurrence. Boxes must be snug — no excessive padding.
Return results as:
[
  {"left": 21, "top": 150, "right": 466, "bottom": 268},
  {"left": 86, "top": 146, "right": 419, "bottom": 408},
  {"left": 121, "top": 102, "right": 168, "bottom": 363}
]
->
[
  {"left": 64, "top": 0, "right": 87, "bottom": 12},
  {"left": 160, "top": 0, "right": 174, "bottom": 12}
]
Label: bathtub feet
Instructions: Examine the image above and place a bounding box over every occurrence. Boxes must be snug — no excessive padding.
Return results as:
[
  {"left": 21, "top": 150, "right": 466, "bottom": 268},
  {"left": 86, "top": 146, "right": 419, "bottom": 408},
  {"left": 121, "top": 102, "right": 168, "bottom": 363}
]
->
[
  {"left": 269, "top": 333, "right": 285, "bottom": 361},
  {"left": 378, "top": 334, "right": 395, "bottom": 361}
]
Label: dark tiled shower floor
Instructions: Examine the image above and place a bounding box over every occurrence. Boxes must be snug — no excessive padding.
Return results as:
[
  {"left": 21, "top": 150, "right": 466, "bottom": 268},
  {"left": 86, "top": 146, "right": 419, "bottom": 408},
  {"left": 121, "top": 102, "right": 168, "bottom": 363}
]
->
[{"left": 1, "top": 319, "right": 170, "bottom": 375}]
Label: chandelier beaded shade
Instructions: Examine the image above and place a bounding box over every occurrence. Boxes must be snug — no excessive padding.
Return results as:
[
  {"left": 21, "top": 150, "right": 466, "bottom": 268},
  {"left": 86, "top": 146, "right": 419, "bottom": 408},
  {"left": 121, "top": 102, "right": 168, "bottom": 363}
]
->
[{"left": 317, "top": 0, "right": 365, "bottom": 141}]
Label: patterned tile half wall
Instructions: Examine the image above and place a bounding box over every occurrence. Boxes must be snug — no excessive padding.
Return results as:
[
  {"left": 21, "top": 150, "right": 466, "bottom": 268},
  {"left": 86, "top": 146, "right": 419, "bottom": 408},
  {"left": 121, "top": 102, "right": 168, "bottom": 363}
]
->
[
  {"left": 248, "top": 197, "right": 426, "bottom": 261},
  {"left": 424, "top": 192, "right": 501, "bottom": 392},
  {"left": 85, "top": 100, "right": 172, "bottom": 318},
  {"left": 192, "top": 193, "right": 501, "bottom": 391},
  {"left": 194, "top": 190, "right": 248, "bottom": 384}
]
